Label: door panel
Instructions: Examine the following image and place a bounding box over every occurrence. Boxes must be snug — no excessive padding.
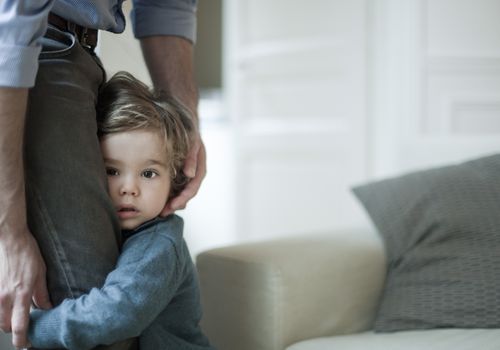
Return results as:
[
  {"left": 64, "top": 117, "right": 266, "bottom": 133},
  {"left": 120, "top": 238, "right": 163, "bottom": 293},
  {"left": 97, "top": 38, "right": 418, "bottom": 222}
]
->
[{"left": 226, "top": 0, "right": 370, "bottom": 239}]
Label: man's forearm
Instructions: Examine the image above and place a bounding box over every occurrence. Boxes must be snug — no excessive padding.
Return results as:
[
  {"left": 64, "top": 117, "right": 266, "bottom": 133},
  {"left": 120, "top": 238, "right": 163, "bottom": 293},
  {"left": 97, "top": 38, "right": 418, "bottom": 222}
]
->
[
  {"left": 140, "top": 36, "right": 198, "bottom": 121},
  {"left": 140, "top": 35, "right": 205, "bottom": 213},
  {"left": 0, "top": 87, "right": 51, "bottom": 349},
  {"left": 0, "top": 87, "right": 28, "bottom": 234}
]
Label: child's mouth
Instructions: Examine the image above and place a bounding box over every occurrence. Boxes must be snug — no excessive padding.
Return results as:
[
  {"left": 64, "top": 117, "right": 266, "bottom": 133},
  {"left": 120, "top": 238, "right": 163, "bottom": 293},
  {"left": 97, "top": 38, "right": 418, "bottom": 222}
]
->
[{"left": 117, "top": 206, "right": 139, "bottom": 218}]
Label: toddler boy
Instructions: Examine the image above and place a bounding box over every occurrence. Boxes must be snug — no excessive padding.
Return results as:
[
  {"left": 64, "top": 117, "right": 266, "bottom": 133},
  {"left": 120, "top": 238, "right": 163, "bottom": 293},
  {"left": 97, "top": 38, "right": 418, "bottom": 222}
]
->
[{"left": 27, "top": 72, "right": 215, "bottom": 350}]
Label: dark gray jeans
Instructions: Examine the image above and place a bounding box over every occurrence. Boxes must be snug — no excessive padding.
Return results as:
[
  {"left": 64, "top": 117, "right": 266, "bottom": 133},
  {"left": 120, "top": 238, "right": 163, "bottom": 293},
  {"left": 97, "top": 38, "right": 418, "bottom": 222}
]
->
[{"left": 24, "top": 25, "right": 137, "bottom": 350}]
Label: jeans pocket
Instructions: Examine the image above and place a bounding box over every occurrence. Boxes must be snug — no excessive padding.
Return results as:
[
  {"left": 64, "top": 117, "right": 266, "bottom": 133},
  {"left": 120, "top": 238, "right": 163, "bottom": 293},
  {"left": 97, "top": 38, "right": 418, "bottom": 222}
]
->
[{"left": 39, "top": 25, "right": 76, "bottom": 59}]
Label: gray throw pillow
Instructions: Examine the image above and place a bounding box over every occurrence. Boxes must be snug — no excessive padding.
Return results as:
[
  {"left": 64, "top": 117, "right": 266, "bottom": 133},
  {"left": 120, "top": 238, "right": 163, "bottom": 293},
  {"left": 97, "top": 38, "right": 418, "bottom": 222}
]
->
[{"left": 352, "top": 154, "right": 500, "bottom": 332}]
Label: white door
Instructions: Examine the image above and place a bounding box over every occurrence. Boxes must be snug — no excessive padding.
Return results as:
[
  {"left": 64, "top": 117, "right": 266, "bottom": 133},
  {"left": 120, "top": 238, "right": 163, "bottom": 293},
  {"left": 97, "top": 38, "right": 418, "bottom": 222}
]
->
[
  {"left": 225, "top": 0, "right": 371, "bottom": 240},
  {"left": 372, "top": 0, "right": 500, "bottom": 177}
]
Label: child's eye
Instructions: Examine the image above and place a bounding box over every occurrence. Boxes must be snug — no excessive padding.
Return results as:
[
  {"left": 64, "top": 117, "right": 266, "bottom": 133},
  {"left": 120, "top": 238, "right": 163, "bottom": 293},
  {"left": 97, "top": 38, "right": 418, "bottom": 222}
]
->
[
  {"left": 106, "top": 168, "right": 119, "bottom": 176},
  {"left": 142, "top": 170, "right": 158, "bottom": 179}
]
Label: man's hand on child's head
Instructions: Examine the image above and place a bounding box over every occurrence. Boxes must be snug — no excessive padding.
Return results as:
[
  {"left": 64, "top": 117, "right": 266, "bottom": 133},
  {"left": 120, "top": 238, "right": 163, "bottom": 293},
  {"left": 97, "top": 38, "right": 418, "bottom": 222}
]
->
[{"left": 161, "top": 136, "right": 206, "bottom": 216}]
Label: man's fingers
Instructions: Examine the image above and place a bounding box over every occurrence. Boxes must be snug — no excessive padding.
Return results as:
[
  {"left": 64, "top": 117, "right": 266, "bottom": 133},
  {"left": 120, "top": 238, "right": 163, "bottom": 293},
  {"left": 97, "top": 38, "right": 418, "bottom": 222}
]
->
[
  {"left": 160, "top": 203, "right": 175, "bottom": 217},
  {"left": 0, "top": 293, "right": 13, "bottom": 332},
  {"left": 11, "top": 295, "right": 30, "bottom": 348},
  {"left": 161, "top": 140, "right": 207, "bottom": 216},
  {"left": 161, "top": 189, "right": 190, "bottom": 217},
  {"left": 170, "top": 171, "right": 203, "bottom": 209},
  {"left": 173, "top": 143, "right": 206, "bottom": 208},
  {"left": 183, "top": 138, "right": 201, "bottom": 178},
  {"left": 32, "top": 274, "right": 52, "bottom": 310}
]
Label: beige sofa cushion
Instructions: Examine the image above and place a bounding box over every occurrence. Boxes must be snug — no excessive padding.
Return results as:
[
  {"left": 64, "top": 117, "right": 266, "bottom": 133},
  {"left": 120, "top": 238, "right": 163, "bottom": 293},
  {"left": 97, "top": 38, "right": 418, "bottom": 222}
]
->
[
  {"left": 287, "top": 329, "right": 500, "bottom": 350},
  {"left": 197, "top": 231, "right": 386, "bottom": 350}
]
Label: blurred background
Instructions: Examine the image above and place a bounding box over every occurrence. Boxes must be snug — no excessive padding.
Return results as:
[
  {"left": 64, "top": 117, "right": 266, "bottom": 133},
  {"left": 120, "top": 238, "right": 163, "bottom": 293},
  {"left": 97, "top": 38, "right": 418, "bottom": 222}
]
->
[
  {"left": 3, "top": 1, "right": 500, "bottom": 347},
  {"left": 99, "top": 0, "right": 500, "bottom": 256}
]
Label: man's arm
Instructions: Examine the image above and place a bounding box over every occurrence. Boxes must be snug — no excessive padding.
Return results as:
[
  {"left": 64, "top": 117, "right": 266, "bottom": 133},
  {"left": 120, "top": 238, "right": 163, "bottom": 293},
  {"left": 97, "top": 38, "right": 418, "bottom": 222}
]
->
[
  {"left": 0, "top": 88, "right": 51, "bottom": 349},
  {"left": 0, "top": 2, "right": 55, "bottom": 346},
  {"left": 140, "top": 36, "right": 207, "bottom": 215}
]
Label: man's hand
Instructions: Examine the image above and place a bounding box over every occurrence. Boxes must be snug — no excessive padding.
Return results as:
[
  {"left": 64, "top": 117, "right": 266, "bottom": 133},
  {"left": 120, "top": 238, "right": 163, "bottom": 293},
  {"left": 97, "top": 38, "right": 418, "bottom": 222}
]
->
[
  {"left": 161, "top": 134, "right": 206, "bottom": 216},
  {"left": 0, "top": 229, "right": 51, "bottom": 348}
]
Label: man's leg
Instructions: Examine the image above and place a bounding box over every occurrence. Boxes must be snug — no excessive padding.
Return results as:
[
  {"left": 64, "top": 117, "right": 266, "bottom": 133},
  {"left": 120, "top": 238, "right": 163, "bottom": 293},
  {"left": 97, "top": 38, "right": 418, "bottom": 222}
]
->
[{"left": 24, "top": 26, "right": 137, "bottom": 349}]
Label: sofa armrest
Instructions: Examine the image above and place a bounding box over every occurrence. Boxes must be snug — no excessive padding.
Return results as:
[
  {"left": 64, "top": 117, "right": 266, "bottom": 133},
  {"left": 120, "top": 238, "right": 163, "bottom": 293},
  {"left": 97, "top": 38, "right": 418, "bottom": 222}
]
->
[{"left": 196, "top": 230, "right": 387, "bottom": 350}]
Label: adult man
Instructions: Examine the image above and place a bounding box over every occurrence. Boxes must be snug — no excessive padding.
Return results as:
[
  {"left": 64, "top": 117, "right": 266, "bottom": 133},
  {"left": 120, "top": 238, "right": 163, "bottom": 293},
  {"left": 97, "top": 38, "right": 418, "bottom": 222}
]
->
[{"left": 0, "top": 1, "right": 205, "bottom": 349}]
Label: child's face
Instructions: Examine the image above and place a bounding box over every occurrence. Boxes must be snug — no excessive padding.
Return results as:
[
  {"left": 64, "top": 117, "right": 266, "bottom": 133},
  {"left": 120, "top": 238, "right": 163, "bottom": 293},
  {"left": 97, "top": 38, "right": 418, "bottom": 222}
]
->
[{"left": 100, "top": 129, "right": 171, "bottom": 230}]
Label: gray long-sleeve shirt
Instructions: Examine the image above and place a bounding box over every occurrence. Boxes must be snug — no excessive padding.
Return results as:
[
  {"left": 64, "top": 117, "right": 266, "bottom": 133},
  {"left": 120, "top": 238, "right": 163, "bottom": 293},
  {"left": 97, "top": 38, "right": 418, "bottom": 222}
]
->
[
  {"left": 28, "top": 215, "right": 215, "bottom": 350},
  {"left": 0, "top": 0, "right": 197, "bottom": 87}
]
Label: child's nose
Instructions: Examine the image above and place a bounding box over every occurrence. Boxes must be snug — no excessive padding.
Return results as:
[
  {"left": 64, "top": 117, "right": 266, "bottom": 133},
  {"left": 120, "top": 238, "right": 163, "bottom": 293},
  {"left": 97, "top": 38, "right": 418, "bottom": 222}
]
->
[
  {"left": 120, "top": 187, "right": 138, "bottom": 196},
  {"left": 120, "top": 178, "right": 139, "bottom": 196}
]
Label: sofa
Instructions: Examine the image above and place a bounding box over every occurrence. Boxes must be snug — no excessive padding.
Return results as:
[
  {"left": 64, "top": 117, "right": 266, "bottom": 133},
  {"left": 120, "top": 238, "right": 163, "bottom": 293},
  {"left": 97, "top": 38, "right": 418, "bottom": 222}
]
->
[
  {"left": 196, "top": 229, "right": 500, "bottom": 350},
  {"left": 196, "top": 155, "right": 500, "bottom": 350}
]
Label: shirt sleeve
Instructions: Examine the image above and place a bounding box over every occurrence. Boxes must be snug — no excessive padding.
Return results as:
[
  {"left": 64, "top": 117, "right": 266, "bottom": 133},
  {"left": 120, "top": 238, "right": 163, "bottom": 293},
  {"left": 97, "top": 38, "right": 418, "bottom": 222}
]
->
[
  {"left": 0, "top": 0, "right": 55, "bottom": 87},
  {"left": 28, "top": 230, "right": 185, "bottom": 350},
  {"left": 131, "top": 0, "right": 197, "bottom": 43}
]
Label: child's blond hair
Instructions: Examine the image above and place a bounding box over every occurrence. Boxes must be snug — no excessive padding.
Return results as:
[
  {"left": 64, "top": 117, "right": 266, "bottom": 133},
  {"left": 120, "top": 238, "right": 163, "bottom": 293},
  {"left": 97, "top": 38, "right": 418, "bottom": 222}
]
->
[{"left": 96, "top": 71, "right": 194, "bottom": 198}]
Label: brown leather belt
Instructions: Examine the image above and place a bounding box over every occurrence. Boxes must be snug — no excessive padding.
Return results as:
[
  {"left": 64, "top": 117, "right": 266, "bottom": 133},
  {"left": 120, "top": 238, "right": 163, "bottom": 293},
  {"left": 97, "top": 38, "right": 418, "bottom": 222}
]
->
[{"left": 48, "top": 13, "right": 98, "bottom": 50}]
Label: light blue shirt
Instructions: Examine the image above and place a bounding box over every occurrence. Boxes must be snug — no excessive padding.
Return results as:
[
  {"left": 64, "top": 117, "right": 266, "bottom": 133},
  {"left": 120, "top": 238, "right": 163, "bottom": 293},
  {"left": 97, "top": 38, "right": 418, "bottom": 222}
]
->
[{"left": 0, "top": 0, "right": 197, "bottom": 87}]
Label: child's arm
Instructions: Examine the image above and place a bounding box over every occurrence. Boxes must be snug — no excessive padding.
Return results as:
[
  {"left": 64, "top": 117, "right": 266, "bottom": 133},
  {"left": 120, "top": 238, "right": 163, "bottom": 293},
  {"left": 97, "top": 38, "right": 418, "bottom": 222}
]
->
[{"left": 28, "top": 225, "right": 185, "bottom": 350}]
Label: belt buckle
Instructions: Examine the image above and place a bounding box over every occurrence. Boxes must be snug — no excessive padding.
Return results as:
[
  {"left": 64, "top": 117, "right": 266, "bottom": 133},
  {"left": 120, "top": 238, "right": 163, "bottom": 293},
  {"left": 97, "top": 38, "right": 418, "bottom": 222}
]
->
[
  {"left": 65, "top": 19, "right": 94, "bottom": 50},
  {"left": 51, "top": 13, "right": 96, "bottom": 51},
  {"left": 79, "top": 28, "right": 93, "bottom": 50}
]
